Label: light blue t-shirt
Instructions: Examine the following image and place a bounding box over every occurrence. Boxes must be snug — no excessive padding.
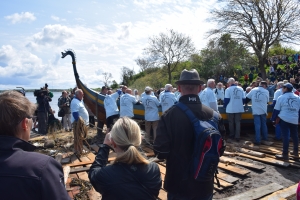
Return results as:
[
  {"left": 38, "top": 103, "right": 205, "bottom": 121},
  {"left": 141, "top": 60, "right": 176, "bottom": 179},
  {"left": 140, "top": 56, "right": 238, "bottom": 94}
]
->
[
  {"left": 214, "top": 88, "right": 225, "bottom": 100},
  {"left": 141, "top": 95, "right": 160, "bottom": 121},
  {"left": 200, "top": 87, "right": 217, "bottom": 111},
  {"left": 120, "top": 93, "right": 138, "bottom": 118},
  {"left": 273, "top": 88, "right": 283, "bottom": 101},
  {"left": 70, "top": 98, "right": 89, "bottom": 125},
  {"left": 160, "top": 91, "right": 177, "bottom": 112},
  {"left": 104, "top": 92, "right": 119, "bottom": 118},
  {"left": 246, "top": 86, "right": 269, "bottom": 115},
  {"left": 225, "top": 85, "right": 245, "bottom": 113},
  {"left": 275, "top": 92, "right": 300, "bottom": 125}
]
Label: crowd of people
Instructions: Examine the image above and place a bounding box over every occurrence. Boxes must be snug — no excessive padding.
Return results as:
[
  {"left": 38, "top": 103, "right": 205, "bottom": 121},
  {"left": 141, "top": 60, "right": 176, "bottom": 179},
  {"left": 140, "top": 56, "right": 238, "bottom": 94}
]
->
[{"left": 2, "top": 65, "right": 300, "bottom": 199}]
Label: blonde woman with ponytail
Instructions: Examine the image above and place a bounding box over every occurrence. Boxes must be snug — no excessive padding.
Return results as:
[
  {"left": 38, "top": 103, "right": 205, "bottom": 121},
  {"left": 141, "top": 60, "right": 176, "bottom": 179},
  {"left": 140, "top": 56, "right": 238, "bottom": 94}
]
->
[{"left": 89, "top": 117, "right": 162, "bottom": 200}]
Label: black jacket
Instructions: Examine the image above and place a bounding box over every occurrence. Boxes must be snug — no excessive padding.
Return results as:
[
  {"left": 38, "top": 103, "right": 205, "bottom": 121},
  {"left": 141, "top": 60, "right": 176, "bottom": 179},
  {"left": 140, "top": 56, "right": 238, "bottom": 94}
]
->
[
  {"left": 88, "top": 145, "right": 162, "bottom": 200},
  {"left": 154, "top": 94, "right": 221, "bottom": 199},
  {"left": 36, "top": 95, "right": 51, "bottom": 113},
  {"left": 0, "top": 135, "right": 70, "bottom": 200}
]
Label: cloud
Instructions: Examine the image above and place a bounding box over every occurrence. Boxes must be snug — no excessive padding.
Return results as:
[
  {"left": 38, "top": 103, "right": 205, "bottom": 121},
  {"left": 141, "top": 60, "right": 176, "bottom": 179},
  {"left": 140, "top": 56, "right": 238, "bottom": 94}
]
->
[
  {"left": 5, "top": 12, "right": 36, "bottom": 24},
  {"left": 51, "top": 15, "right": 66, "bottom": 22},
  {"left": 0, "top": 45, "right": 14, "bottom": 63},
  {"left": 95, "top": 69, "right": 103, "bottom": 76},
  {"left": 115, "top": 22, "right": 132, "bottom": 40},
  {"left": 88, "top": 44, "right": 99, "bottom": 52},
  {"left": 27, "top": 24, "right": 74, "bottom": 48}
]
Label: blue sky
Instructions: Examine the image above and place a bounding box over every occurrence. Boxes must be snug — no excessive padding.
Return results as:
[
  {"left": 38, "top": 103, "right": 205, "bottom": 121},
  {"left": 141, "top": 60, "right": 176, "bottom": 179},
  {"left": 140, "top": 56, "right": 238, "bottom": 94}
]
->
[{"left": 0, "top": 0, "right": 219, "bottom": 89}]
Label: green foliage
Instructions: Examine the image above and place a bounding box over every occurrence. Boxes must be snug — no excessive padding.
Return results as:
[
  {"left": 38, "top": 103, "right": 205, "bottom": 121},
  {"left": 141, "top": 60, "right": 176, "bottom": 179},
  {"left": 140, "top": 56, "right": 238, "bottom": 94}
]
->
[
  {"left": 269, "top": 43, "right": 297, "bottom": 56},
  {"left": 110, "top": 80, "right": 119, "bottom": 89}
]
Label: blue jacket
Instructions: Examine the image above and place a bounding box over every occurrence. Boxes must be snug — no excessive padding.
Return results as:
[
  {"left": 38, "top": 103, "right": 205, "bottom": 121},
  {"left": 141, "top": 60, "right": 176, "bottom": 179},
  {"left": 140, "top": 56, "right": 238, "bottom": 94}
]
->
[{"left": 0, "top": 136, "right": 70, "bottom": 200}]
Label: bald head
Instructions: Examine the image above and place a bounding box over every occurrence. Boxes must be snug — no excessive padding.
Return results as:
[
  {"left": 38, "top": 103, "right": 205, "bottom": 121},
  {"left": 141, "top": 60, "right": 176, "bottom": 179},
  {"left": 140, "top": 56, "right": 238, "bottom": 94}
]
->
[{"left": 125, "top": 88, "right": 132, "bottom": 94}]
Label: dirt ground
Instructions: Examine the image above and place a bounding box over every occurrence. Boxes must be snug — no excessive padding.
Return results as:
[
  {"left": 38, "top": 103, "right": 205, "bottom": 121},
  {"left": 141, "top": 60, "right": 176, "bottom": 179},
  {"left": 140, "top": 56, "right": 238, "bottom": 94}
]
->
[
  {"left": 213, "top": 124, "right": 300, "bottom": 199},
  {"left": 30, "top": 124, "right": 300, "bottom": 199}
]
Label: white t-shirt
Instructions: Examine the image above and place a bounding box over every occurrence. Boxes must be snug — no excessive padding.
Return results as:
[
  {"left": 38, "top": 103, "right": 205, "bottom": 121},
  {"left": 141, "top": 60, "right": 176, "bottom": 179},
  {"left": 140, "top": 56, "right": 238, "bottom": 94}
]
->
[
  {"left": 246, "top": 86, "right": 269, "bottom": 115},
  {"left": 160, "top": 91, "right": 177, "bottom": 112},
  {"left": 200, "top": 87, "right": 218, "bottom": 111},
  {"left": 214, "top": 88, "right": 225, "bottom": 100},
  {"left": 275, "top": 92, "right": 300, "bottom": 124},
  {"left": 120, "top": 93, "right": 138, "bottom": 118},
  {"left": 141, "top": 95, "right": 160, "bottom": 121},
  {"left": 225, "top": 85, "right": 245, "bottom": 113},
  {"left": 273, "top": 88, "right": 283, "bottom": 101},
  {"left": 70, "top": 98, "right": 89, "bottom": 125},
  {"left": 104, "top": 92, "right": 119, "bottom": 118}
]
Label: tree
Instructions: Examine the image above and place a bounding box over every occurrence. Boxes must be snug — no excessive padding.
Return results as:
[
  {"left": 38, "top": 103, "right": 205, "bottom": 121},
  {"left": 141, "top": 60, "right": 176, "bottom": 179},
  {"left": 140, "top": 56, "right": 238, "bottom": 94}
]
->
[
  {"left": 209, "top": 0, "right": 300, "bottom": 79},
  {"left": 120, "top": 66, "right": 134, "bottom": 86},
  {"left": 135, "top": 57, "right": 153, "bottom": 72},
  {"left": 102, "top": 72, "right": 112, "bottom": 86},
  {"left": 143, "top": 29, "right": 196, "bottom": 83},
  {"left": 200, "top": 34, "right": 255, "bottom": 79},
  {"left": 110, "top": 80, "right": 119, "bottom": 89}
]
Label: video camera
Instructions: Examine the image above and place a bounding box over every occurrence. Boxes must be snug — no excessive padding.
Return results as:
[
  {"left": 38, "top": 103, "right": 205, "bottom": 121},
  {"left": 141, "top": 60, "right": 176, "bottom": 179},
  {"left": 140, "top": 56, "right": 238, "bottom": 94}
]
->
[{"left": 34, "top": 83, "right": 52, "bottom": 101}]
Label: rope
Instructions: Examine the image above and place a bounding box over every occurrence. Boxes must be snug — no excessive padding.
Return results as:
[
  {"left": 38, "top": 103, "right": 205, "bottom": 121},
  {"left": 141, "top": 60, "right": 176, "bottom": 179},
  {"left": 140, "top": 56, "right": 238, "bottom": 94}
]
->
[{"left": 73, "top": 117, "right": 90, "bottom": 155}]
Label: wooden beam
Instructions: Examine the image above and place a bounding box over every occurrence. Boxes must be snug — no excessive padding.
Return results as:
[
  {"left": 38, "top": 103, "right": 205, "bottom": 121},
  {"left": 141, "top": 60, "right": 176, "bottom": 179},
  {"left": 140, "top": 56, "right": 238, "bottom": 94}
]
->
[
  {"left": 70, "top": 166, "right": 90, "bottom": 173},
  {"left": 218, "top": 162, "right": 250, "bottom": 176},
  {"left": 233, "top": 147, "right": 266, "bottom": 158},
  {"left": 214, "top": 178, "right": 233, "bottom": 188},
  {"left": 238, "top": 153, "right": 290, "bottom": 167},
  {"left": 261, "top": 183, "right": 298, "bottom": 200},
  {"left": 222, "top": 183, "right": 284, "bottom": 200},
  {"left": 220, "top": 157, "right": 265, "bottom": 171},
  {"left": 217, "top": 172, "right": 239, "bottom": 183}
]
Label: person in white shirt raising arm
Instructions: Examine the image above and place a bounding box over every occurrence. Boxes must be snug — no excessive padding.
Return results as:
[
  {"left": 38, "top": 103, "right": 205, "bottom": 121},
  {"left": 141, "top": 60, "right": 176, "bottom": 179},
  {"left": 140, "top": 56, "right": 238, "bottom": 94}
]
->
[
  {"left": 120, "top": 88, "right": 139, "bottom": 118},
  {"left": 104, "top": 89, "right": 122, "bottom": 133},
  {"left": 245, "top": 81, "right": 269, "bottom": 145},
  {"left": 223, "top": 78, "right": 245, "bottom": 142},
  {"left": 141, "top": 86, "right": 160, "bottom": 144},
  {"left": 200, "top": 79, "right": 218, "bottom": 112}
]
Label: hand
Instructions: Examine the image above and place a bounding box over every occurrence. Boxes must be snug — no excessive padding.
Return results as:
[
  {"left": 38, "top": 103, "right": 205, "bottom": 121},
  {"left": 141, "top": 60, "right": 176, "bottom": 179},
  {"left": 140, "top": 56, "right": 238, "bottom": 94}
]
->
[{"left": 103, "top": 132, "right": 112, "bottom": 146}]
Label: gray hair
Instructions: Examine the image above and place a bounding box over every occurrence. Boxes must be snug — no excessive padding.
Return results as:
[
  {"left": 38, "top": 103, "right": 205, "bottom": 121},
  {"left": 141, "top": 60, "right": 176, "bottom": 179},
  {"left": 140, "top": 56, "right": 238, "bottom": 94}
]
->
[
  {"left": 165, "top": 84, "right": 172, "bottom": 91},
  {"left": 228, "top": 78, "right": 235, "bottom": 85},
  {"left": 207, "top": 79, "right": 215, "bottom": 86},
  {"left": 75, "top": 89, "right": 83, "bottom": 97},
  {"left": 277, "top": 81, "right": 284, "bottom": 88}
]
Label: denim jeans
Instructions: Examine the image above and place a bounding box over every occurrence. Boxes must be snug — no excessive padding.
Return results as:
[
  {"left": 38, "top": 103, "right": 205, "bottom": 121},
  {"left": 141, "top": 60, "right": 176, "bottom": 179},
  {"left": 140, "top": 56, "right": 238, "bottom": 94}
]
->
[
  {"left": 280, "top": 120, "right": 299, "bottom": 155},
  {"left": 275, "top": 123, "right": 282, "bottom": 139},
  {"left": 167, "top": 192, "right": 213, "bottom": 200},
  {"left": 253, "top": 114, "right": 268, "bottom": 143}
]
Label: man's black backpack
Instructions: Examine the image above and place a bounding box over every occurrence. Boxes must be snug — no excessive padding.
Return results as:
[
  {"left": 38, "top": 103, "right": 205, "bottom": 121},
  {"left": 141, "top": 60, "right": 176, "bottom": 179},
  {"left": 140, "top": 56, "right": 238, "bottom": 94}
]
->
[{"left": 176, "top": 102, "right": 226, "bottom": 187}]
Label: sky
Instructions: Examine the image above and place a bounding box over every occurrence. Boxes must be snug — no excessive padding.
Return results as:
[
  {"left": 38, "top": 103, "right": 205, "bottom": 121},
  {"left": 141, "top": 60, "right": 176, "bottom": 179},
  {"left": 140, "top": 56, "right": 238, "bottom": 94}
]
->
[{"left": 0, "top": 0, "right": 219, "bottom": 90}]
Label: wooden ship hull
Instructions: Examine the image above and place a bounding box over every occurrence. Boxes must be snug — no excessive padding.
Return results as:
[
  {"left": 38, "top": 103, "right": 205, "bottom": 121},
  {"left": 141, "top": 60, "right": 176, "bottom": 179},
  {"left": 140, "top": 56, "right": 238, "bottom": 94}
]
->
[{"left": 61, "top": 50, "right": 274, "bottom": 124}]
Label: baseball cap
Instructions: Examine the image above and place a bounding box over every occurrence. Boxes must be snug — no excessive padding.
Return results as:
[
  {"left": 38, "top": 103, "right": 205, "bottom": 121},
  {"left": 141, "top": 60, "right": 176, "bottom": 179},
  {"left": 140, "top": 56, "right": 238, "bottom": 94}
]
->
[{"left": 283, "top": 83, "right": 293, "bottom": 89}]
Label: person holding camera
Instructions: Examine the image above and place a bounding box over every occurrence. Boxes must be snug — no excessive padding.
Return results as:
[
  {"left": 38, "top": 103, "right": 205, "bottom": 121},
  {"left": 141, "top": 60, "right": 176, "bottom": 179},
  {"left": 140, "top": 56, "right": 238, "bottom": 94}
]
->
[
  {"left": 36, "top": 88, "right": 51, "bottom": 135},
  {"left": 89, "top": 117, "right": 162, "bottom": 199},
  {"left": 58, "top": 91, "right": 72, "bottom": 131}
]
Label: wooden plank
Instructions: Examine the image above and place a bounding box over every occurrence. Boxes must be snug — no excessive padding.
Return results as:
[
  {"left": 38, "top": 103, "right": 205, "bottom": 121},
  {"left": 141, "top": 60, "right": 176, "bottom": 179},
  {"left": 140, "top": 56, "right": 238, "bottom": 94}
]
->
[
  {"left": 158, "top": 189, "right": 167, "bottom": 200},
  {"left": 218, "top": 162, "right": 250, "bottom": 176},
  {"left": 220, "top": 157, "right": 265, "bottom": 170},
  {"left": 77, "top": 169, "right": 101, "bottom": 200},
  {"left": 223, "top": 151, "right": 237, "bottom": 157},
  {"left": 233, "top": 147, "right": 266, "bottom": 158},
  {"left": 158, "top": 163, "right": 166, "bottom": 174},
  {"left": 238, "top": 153, "right": 290, "bottom": 167},
  {"left": 70, "top": 166, "right": 90, "bottom": 173},
  {"left": 68, "top": 161, "right": 94, "bottom": 167},
  {"left": 217, "top": 172, "right": 239, "bottom": 183},
  {"left": 261, "top": 183, "right": 298, "bottom": 200},
  {"left": 214, "top": 178, "right": 233, "bottom": 188},
  {"left": 63, "top": 166, "right": 70, "bottom": 185},
  {"left": 223, "top": 183, "right": 284, "bottom": 200}
]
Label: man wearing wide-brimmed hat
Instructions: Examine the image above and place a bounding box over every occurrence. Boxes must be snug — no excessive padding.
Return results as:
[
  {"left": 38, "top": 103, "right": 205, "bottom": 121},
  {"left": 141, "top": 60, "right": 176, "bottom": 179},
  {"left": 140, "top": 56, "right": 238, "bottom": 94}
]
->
[{"left": 154, "top": 69, "right": 224, "bottom": 200}]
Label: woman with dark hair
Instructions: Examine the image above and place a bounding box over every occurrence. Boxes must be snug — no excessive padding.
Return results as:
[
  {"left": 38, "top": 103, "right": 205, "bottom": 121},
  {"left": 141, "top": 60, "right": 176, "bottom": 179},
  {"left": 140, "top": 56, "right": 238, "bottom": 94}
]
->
[
  {"left": 89, "top": 117, "right": 162, "bottom": 199},
  {"left": 0, "top": 91, "right": 70, "bottom": 200}
]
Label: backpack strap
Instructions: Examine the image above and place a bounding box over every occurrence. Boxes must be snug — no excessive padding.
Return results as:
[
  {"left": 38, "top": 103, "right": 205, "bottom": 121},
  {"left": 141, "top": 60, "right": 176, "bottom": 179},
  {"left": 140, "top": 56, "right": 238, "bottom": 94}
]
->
[{"left": 175, "top": 102, "right": 200, "bottom": 133}]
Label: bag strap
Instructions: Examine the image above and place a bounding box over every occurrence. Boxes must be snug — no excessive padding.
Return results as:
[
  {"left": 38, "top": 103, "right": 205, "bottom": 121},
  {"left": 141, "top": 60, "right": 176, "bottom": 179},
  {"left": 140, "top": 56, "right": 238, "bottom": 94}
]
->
[
  {"left": 176, "top": 102, "right": 200, "bottom": 133},
  {"left": 123, "top": 166, "right": 157, "bottom": 200}
]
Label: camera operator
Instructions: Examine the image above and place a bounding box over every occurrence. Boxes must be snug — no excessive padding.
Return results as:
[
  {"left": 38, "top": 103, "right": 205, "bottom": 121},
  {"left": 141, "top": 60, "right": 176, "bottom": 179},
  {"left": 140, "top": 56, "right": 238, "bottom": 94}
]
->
[
  {"left": 58, "top": 91, "right": 72, "bottom": 131},
  {"left": 35, "top": 84, "right": 52, "bottom": 135}
]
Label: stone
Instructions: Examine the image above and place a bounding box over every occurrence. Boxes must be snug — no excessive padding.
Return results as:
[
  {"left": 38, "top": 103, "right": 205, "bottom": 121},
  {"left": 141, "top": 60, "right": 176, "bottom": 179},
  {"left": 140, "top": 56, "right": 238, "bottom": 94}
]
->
[{"left": 44, "top": 139, "right": 55, "bottom": 148}]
